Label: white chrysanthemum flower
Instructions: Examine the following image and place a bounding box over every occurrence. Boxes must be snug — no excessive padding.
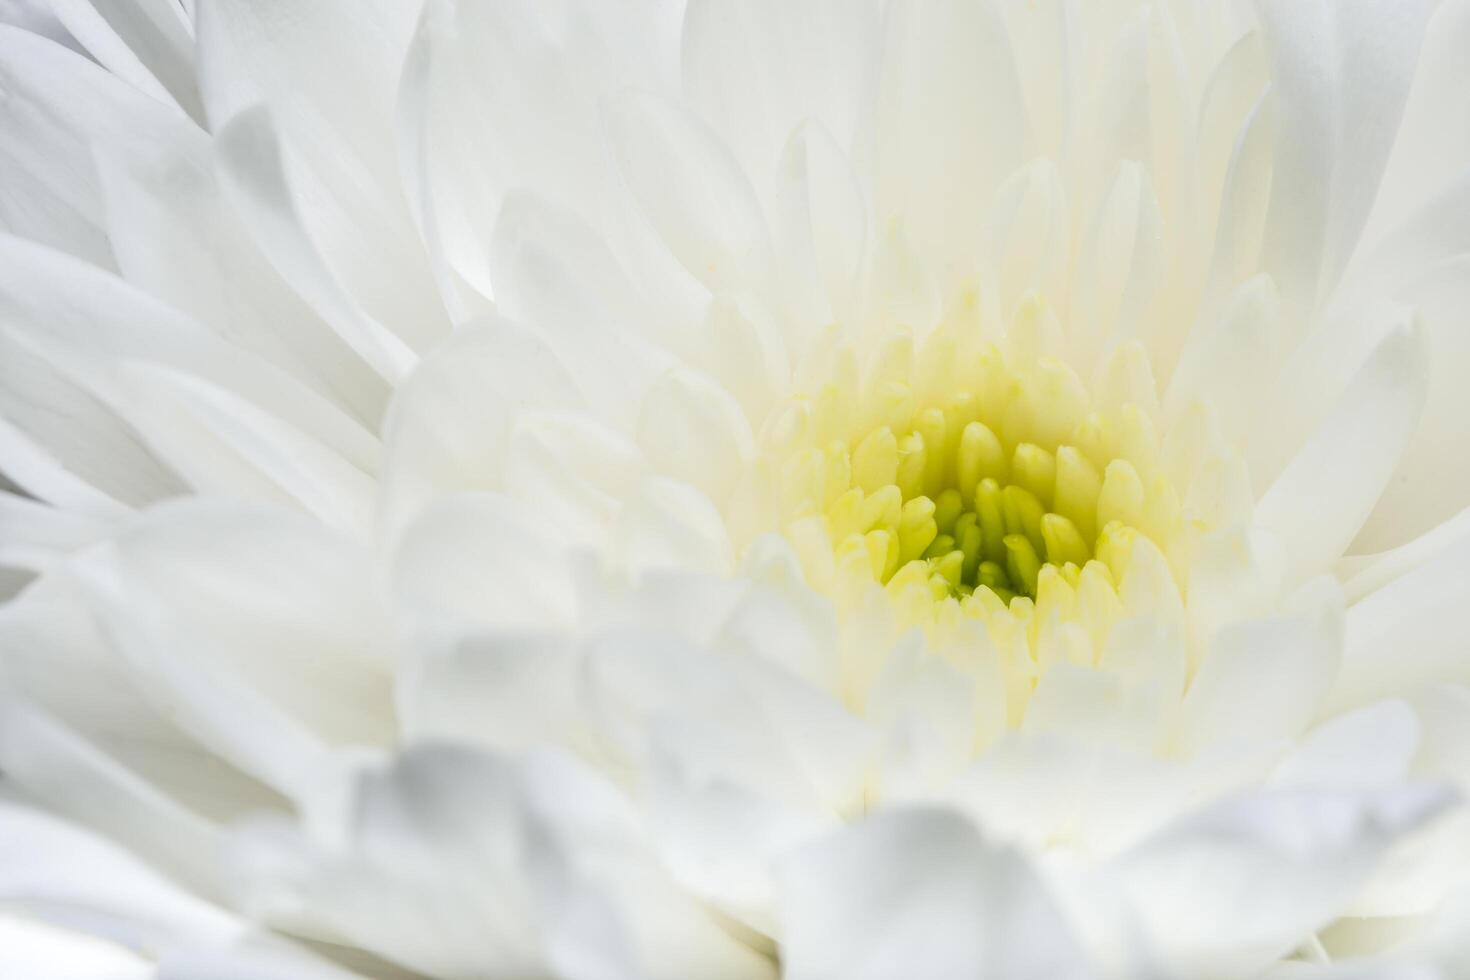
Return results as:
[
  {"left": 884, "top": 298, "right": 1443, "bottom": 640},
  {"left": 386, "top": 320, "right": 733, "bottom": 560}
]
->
[{"left": 4, "top": 0, "right": 1470, "bottom": 976}]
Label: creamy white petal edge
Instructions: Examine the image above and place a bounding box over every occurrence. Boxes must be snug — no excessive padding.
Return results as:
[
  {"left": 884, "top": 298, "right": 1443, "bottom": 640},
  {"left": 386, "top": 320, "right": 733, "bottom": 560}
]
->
[{"left": 1, "top": 0, "right": 1470, "bottom": 978}]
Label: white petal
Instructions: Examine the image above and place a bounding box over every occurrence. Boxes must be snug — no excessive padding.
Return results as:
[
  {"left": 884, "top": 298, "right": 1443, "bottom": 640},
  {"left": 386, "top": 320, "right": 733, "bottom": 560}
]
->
[
  {"left": 637, "top": 367, "right": 754, "bottom": 502},
  {"left": 647, "top": 769, "right": 832, "bottom": 936},
  {"left": 1165, "top": 273, "right": 1282, "bottom": 441},
  {"left": 1199, "top": 88, "right": 1278, "bottom": 318},
  {"left": 392, "top": 0, "right": 483, "bottom": 322},
  {"left": 48, "top": 0, "right": 201, "bottom": 121},
  {"left": 608, "top": 91, "right": 774, "bottom": 295},
  {"left": 111, "top": 363, "right": 376, "bottom": 538},
  {"left": 379, "top": 313, "right": 582, "bottom": 536},
  {"left": 692, "top": 292, "right": 790, "bottom": 426},
  {"left": 1186, "top": 530, "right": 1286, "bottom": 665},
  {"left": 0, "top": 248, "right": 181, "bottom": 508},
  {"left": 777, "top": 808, "right": 1091, "bottom": 980},
  {"left": 713, "top": 580, "right": 842, "bottom": 694},
  {"left": 1254, "top": 320, "right": 1429, "bottom": 587},
  {"left": 588, "top": 633, "right": 871, "bottom": 815},
  {"left": 1359, "top": 0, "right": 1470, "bottom": 248},
  {"left": 1272, "top": 701, "right": 1422, "bottom": 790},
  {"left": 1196, "top": 30, "right": 1268, "bottom": 241},
  {"left": 0, "top": 1, "right": 83, "bottom": 51},
  {"left": 862, "top": 216, "right": 942, "bottom": 334},
  {"left": 480, "top": 749, "right": 777, "bottom": 980},
  {"left": 0, "top": 699, "right": 229, "bottom": 895},
  {"left": 941, "top": 734, "right": 1214, "bottom": 859},
  {"left": 0, "top": 573, "right": 285, "bottom": 828},
  {"left": 872, "top": 0, "right": 1029, "bottom": 280},
  {"left": 617, "top": 477, "right": 733, "bottom": 577},
  {"left": 96, "top": 121, "right": 388, "bottom": 426},
  {"left": 214, "top": 108, "right": 419, "bottom": 384},
  {"left": 502, "top": 410, "right": 645, "bottom": 553},
  {"left": 229, "top": 745, "right": 773, "bottom": 980},
  {"left": 1069, "top": 161, "right": 1166, "bottom": 363},
  {"left": 196, "top": 0, "right": 446, "bottom": 346},
  {"left": 403, "top": 0, "right": 682, "bottom": 307},
  {"left": 390, "top": 492, "right": 579, "bottom": 633},
  {"left": 1328, "top": 545, "right": 1470, "bottom": 714},
  {"left": 158, "top": 945, "right": 378, "bottom": 980},
  {"left": 771, "top": 121, "right": 868, "bottom": 333},
  {"left": 0, "top": 414, "right": 131, "bottom": 520},
  {"left": 0, "top": 490, "right": 111, "bottom": 572},
  {"left": 1353, "top": 254, "right": 1470, "bottom": 551},
  {"left": 0, "top": 913, "right": 151, "bottom": 980},
  {"left": 1176, "top": 577, "right": 1344, "bottom": 755},
  {"left": 1254, "top": 0, "right": 1435, "bottom": 318},
  {"left": 72, "top": 499, "right": 397, "bottom": 799},
  {"left": 591, "top": 569, "right": 750, "bottom": 650},
  {"left": 0, "top": 802, "right": 241, "bottom": 951},
  {"left": 488, "top": 192, "right": 680, "bottom": 423},
  {"left": 228, "top": 749, "right": 538, "bottom": 978},
  {"left": 681, "top": 0, "right": 879, "bottom": 186},
  {"left": 0, "top": 234, "right": 379, "bottom": 494},
  {"left": 1027, "top": 652, "right": 1176, "bottom": 755},
  {"left": 1340, "top": 502, "right": 1470, "bottom": 603},
  {"left": 0, "top": 26, "right": 187, "bottom": 269},
  {"left": 400, "top": 629, "right": 593, "bottom": 758},
  {"left": 1112, "top": 784, "right": 1453, "bottom": 978},
  {"left": 868, "top": 642, "right": 994, "bottom": 802},
  {"left": 984, "top": 160, "right": 1071, "bottom": 319}
]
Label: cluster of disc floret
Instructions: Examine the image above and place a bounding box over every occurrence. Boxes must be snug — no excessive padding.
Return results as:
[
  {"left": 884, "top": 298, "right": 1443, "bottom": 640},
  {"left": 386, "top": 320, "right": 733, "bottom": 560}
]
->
[{"left": 734, "top": 303, "right": 1221, "bottom": 674}]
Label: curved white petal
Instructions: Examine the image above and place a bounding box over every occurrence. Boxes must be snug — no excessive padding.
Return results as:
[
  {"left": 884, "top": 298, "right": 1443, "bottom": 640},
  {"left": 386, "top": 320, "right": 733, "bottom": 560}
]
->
[
  {"left": 617, "top": 477, "right": 734, "bottom": 577},
  {"left": 227, "top": 745, "right": 775, "bottom": 980},
  {"left": 1254, "top": 0, "right": 1435, "bottom": 319},
  {"left": 0, "top": 573, "right": 285, "bottom": 830},
  {"left": 0, "top": 490, "right": 111, "bottom": 572},
  {"left": 0, "top": 25, "right": 188, "bottom": 270},
  {"left": 48, "top": 0, "right": 201, "bottom": 121},
  {"left": 0, "top": 415, "right": 132, "bottom": 520},
  {"left": 0, "top": 802, "right": 242, "bottom": 951},
  {"left": 0, "top": 234, "right": 380, "bottom": 497},
  {"left": 390, "top": 491, "right": 580, "bottom": 634},
  {"left": 112, "top": 363, "right": 376, "bottom": 537},
  {"left": 487, "top": 191, "right": 680, "bottom": 423},
  {"left": 873, "top": 0, "right": 1029, "bottom": 282},
  {"left": 1166, "top": 274, "right": 1282, "bottom": 441},
  {"left": 196, "top": 0, "right": 446, "bottom": 347},
  {"left": 400, "top": 629, "right": 592, "bottom": 758},
  {"left": 637, "top": 367, "right": 754, "bottom": 502},
  {"left": 777, "top": 808, "right": 1092, "bottom": 980},
  {"left": 70, "top": 499, "right": 396, "bottom": 800},
  {"left": 1353, "top": 254, "right": 1470, "bottom": 551},
  {"left": 0, "top": 0, "right": 83, "bottom": 51},
  {"left": 1111, "top": 784, "right": 1454, "bottom": 978},
  {"left": 214, "top": 108, "right": 421, "bottom": 384},
  {"left": 1272, "top": 701, "right": 1422, "bottom": 790},
  {"left": 771, "top": 121, "right": 868, "bottom": 334},
  {"left": 608, "top": 91, "right": 774, "bottom": 295},
  {"left": 97, "top": 120, "right": 388, "bottom": 426},
  {"left": 1353, "top": 0, "right": 1470, "bottom": 261},
  {"left": 682, "top": 0, "right": 879, "bottom": 188},
  {"left": 0, "top": 913, "right": 153, "bottom": 980},
  {"left": 1177, "top": 577, "right": 1344, "bottom": 755},
  {"left": 1328, "top": 545, "right": 1470, "bottom": 715},
  {"left": 588, "top": 630, "right": 871, "bottom": 815},
  {"left": 1255, "top": 320, "right": 1429, "bottom": 587},
  {"left": 0, "top": 697, "right": 230, "bottom": 895},
  {"left": 379, "top": 314, "right": 583, "bottom": 537}
]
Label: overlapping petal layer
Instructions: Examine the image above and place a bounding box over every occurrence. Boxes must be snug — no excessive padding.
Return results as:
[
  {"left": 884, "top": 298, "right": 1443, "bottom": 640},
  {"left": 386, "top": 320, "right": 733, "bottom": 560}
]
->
[{"left": 3, "top": 0, "right": 1470, "bottom": 977}]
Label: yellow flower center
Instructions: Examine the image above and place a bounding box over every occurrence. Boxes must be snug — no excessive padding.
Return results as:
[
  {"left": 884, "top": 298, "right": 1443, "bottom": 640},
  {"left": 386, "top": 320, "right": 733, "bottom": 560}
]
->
[{"left": 730, "top": 293, "right": 1229, "bottom": 701}]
